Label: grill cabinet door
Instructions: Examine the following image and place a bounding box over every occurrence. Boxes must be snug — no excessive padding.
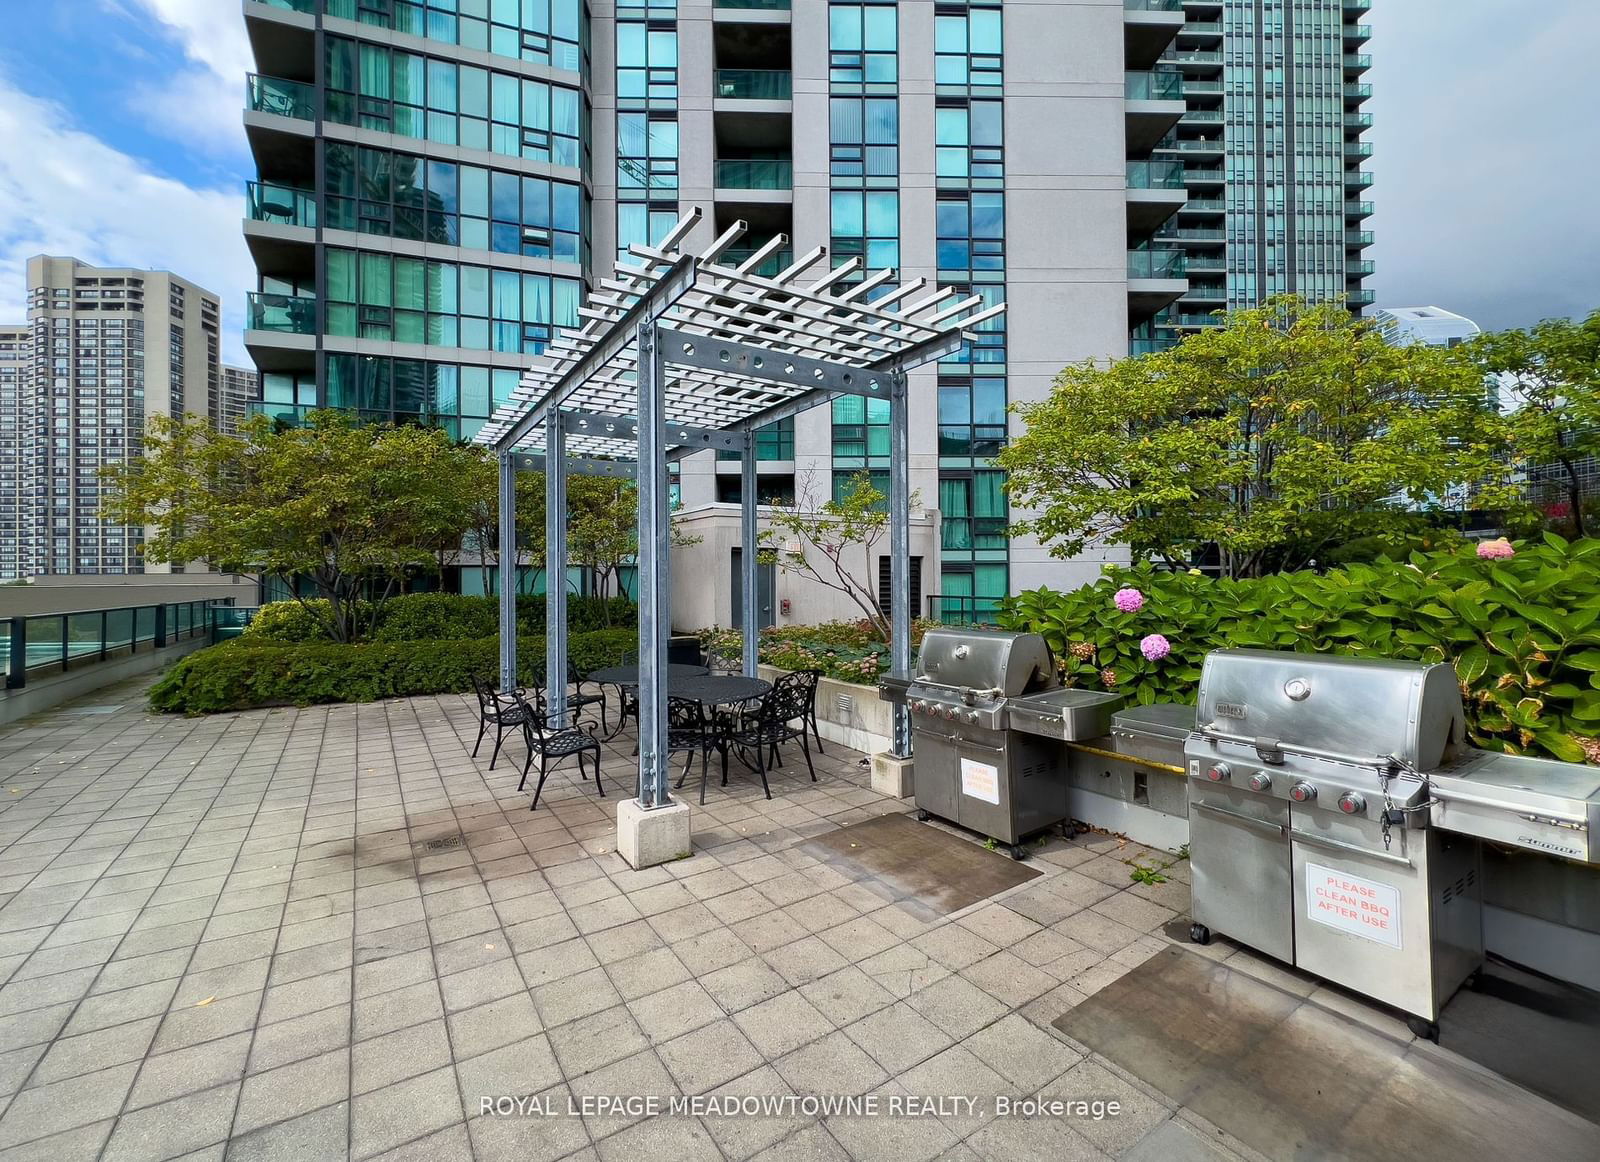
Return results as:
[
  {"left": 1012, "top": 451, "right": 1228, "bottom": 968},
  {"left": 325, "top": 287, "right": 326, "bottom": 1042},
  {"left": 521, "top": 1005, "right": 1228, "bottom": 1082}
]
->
[
  {"left": 911, "top": 720, "right": 962, "bottom": 823},
  {"left": 1189, "top": 786, "right": 1293, "bottom": 962}
]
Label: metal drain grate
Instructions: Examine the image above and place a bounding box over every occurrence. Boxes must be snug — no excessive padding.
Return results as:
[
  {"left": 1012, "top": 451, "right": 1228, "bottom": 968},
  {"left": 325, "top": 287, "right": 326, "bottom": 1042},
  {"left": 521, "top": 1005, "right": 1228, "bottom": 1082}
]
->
[{"left": 420, "top": 834, "right": 463, "bottom": 851}]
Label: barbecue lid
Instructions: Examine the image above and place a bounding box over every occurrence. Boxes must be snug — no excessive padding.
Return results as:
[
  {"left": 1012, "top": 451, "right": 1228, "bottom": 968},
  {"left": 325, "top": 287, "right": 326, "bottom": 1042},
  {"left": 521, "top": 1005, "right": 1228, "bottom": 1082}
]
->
[
  {"left": 1111, "top": 702, "right": 1197, "bottom": 743},
  {"left": 1195, "top": 649, "right": 1465, "bottom": 771},
  {"left": 913, "top": 628, "right": 1058, "bottom": 697}
]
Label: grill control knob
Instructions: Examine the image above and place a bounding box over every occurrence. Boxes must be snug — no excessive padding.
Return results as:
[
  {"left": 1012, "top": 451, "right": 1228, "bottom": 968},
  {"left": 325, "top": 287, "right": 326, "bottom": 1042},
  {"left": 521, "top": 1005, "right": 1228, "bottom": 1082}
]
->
[
  {"left": 1289, "top": 782, "right": 1317, "bottom": 803},
  {"left": 1248, "top": 772, "right": 1272, "bottom": 792},
  {"left": 1338, "top": 792, "right": 1366, "bottom": 815},
  {"left": 967, "top": 711, "right": 981, "bottom": 724},
  {"left": 1205, "top": 763, "right": 1231, "bottom": 783}
]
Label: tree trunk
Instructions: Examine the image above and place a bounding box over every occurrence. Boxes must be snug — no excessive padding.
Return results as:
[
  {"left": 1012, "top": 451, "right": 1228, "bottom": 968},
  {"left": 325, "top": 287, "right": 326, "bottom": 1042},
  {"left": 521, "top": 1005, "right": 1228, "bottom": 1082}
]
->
[{"left": 1562, "top": 457, "right": 1587, "bottom": 538}]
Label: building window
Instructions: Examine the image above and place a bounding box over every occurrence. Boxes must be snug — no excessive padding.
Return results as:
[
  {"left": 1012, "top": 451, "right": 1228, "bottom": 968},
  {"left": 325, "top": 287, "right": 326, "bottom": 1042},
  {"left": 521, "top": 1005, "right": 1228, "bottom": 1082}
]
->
[
  {"left": 717, "top": 418, "right": 794, "bottom": 462},
  {"left": 829, "top": 2, "right": 897, "bottom": 90},
  {"left": 934, "top": 6, "right": 1003, "bottom": 92},
  {"left": 829, "top": 191, "right": 899, "bottom": 273},
  {"left": 830, "top": 98, "right": 898, "bottom": 186},
  {"left": 323, "top": 0, "right": 586, "bottom": 73},
  {"left": 616, "top": 22, "right": 678, "bottom": 110}
]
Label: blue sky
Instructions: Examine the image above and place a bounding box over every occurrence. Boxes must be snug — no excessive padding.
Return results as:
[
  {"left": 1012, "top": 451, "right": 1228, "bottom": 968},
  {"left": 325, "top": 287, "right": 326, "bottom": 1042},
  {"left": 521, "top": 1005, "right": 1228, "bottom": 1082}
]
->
[{"left": 0, "top": 0, "right": 1595, "bottom": 369}]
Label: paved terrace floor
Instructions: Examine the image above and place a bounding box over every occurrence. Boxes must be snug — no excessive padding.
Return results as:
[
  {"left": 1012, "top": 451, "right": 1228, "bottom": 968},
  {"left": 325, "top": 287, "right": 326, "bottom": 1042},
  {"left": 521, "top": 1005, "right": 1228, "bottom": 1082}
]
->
[{"left": 0, "top": 681, "right": 1573, "bottom": 1162}]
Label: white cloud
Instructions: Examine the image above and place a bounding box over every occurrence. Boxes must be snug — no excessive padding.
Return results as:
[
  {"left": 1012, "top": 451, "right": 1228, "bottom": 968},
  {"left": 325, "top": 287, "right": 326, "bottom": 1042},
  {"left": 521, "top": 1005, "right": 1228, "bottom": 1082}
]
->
[
  {"left": 0, "top": 74, "right": 253, "bottom": 364},
  {"left": 119, "top": 0, "right": 253, "bottom": 156}
]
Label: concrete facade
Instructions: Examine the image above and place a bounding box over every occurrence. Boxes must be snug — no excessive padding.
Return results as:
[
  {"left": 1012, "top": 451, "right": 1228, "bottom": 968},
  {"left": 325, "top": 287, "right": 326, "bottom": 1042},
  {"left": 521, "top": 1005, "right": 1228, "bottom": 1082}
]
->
[{"left": 0, "top": 326, "right": 26, "bottom": 581}]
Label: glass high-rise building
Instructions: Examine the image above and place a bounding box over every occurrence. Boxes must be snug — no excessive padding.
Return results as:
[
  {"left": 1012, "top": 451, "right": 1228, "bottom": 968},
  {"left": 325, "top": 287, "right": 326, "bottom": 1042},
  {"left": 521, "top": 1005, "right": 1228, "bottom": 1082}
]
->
[
  {"left": 240, "top": 1, "right": 1205, "bottom": 617},
  {"left": 1136, "top": 0, "right": 1373, "bottom": 350}
]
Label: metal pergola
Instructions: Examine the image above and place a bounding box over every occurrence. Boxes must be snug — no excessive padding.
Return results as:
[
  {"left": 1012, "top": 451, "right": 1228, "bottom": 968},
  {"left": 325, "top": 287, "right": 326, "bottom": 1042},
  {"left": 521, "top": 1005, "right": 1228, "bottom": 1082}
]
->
[{"left": 475, "top": 208, "right": 1005, "bottom": 810}]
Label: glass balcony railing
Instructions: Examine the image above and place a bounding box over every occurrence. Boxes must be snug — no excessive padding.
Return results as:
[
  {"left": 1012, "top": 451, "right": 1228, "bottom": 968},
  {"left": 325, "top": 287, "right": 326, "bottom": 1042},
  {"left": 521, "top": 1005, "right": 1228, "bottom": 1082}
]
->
[
  {"left": 1185, "top": 255, "right": 1226, "bottom": 273},
  {"left": 1344, "top": 83, "right": 1373, "bottom": 100},
  {"left": 1180, "top": 22, "right": 1223, "bottom": 36},
  {"left": 2, "top": 601, "right": 222, "bottom": 689},
  {"left": 247, "top": 292, "right": 318, "bottom": 334},
  {"left": 1179, "top": 197, "right": 1225, "bottom": 212},
  {"left": 1184, "top": 164, "right": 1225, "bottom": 182},
  {"left": 1129, "top": 249, "right": 1187, "bottom": 279},
  {"left": 252, "top": 0, "right": 316, "bottom": 11},
  {"left": 246, "top": 180, "right": 317, "bottom": 228},
  {"left": 1345, "top": 200, "right": 1374, "bottom": 217},
  {"left": 715, "top": 69, "right": 793, "bottom": 100},
  {"left": 1346, "top": 112, "right": 1374, "bottom": 129},
  {"left": 1347, "top": 260, "right": 1375, "bottom": 275},
  {"left": 1184, "top": 282, "right": 1227, "bottom": 301},
  {"left": 1347, "top": 290, "right": 1376, "bottom": 306},
  {"left": 1345, "top": 22, "right": 1372, "bottom": 42},
  {"left": 714, "top": 0, "right": 790, "bottom": 8},
  {"left": 1127, "top": 159, "right": 1186, "bottom": 189},
  {"left": 1345, "top": 52, "right": 1372, "bottom": 70},
  {"left": 247, "top": 73, "right": 315, "bottom": 120},
  {"left": 1160, "top": 226, "right": 1225, "bottom": 241},
  {"left": 721, "top": 247, "right": 795, "bottom": 277},
  {"left": 1124, "top": 0, "right": 1183, "bottom": 10},
  {"left": 1129, "top": 338, "right": 1178, "bottom": 355},
  {"left": 1125, "top": 70, "right": 1184, "bottom": 100},
  {"left": 1167, "top": 312, "right": 1224, "bottom": 327},
  {"left": 714, "top": 159, "right": 793, "bottom": 189},
  {"left": 1346, "top": 230, "right": 1374, "bottom": 245},
  {"left": 1162, "top": 138, "right": 1224, "bottom": 153},
  {"left": 1183, "top": 78, "right": 1224, "bottom": 94},
  {"left": 1172, "top": 50, "right": 1222, "bottom": 64},
  {"left": 1344, "top": 171, "right": 1374, "bottom": 188},
  {"left": 1181, "top": 109, "right": 1224, "bottom": 123},
  {"left": 1344, "top": 0, "right": 1372, "bottom": 12},
  {"left": 1345, "top": 141, "right": 1373, "bottom": 159}
]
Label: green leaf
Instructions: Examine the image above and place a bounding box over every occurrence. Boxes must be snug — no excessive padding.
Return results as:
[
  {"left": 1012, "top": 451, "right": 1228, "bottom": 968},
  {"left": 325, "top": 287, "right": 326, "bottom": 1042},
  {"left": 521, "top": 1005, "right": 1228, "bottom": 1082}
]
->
[
  {"left": 1455, "top": 646, "right": 1489, "bottom": 684},
  {"left": 1533, "top": 731, "right": 1588, "bottom": 764},
  {"left": 1567, "top": 650, "right": 1600, "bottom": 672}
]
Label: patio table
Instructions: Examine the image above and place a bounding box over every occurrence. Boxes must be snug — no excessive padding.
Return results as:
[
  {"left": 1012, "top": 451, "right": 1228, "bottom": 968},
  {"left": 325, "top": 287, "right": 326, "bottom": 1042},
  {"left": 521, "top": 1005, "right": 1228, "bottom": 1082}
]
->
[{"left": 587, "top": 663, "right": 710, "bottom": 687}]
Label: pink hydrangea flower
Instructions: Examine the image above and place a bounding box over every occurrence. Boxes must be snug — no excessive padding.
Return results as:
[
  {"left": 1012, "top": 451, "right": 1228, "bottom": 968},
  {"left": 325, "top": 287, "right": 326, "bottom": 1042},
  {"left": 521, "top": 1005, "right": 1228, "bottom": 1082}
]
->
[
  {"left": 1476, "top": 538, "right": 1515, "bottom": 560},
  {"left": 1113, "top": 587, "right": 1145, "bottom": 613},
  {"left": 1140, "top": 633, "right": 1171, "bottom": 661}
]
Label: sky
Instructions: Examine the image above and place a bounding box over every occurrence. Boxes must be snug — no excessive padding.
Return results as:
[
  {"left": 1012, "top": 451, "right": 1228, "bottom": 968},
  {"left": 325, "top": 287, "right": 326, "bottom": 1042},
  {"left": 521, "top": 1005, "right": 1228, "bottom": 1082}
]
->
[{"left": 0, "top": 0, "right": 1594, "bottom": 368}]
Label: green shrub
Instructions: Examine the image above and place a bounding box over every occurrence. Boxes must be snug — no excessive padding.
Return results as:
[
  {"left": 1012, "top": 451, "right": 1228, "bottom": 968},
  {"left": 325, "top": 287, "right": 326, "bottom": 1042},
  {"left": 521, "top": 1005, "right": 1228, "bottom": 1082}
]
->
[
  {"left": 697, "top": 619, "right": 939, "bottom": 686},
  {"left": 243, "top": 592, "right": 637, "bottom": 645},
  {"left": 998, "top": 535, "right": 1600, "bottom": 764},
  {"left": 151, "top": 628, "right": 638, "bottom": 714}
]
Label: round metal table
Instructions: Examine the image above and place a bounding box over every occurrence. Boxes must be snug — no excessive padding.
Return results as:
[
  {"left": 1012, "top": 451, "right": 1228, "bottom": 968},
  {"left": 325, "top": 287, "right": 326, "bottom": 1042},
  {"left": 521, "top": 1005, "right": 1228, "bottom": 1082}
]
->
[
  {"left": 672, "top": 675, "right": 771, "bottom": 705},
  {"left": 587, "top": 663, "right": 709, "bottom": 687}
]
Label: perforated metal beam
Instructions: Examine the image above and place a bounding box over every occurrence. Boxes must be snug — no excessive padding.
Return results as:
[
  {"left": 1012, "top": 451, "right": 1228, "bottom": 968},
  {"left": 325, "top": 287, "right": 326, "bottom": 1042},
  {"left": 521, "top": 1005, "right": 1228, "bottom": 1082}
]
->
[{"left": 658, "top": 327, "right": 897, "bottom": 399}]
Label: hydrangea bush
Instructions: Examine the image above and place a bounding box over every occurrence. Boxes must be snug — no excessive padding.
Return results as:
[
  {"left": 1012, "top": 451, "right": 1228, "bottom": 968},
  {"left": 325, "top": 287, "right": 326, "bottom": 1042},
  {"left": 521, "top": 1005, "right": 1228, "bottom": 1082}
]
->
[{"left": 999, "top": 534, "right": 1600, "bottom": 764}]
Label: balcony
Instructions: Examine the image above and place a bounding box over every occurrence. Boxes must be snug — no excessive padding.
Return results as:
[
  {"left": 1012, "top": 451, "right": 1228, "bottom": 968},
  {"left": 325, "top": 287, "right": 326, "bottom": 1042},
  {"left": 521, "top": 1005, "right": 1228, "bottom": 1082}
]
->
[
  {"left": 1345, "top": 22, "right": 1372, "bottom": 44},
  {"left": 1344, "top": 0, "right": 1372, "bottom": 12},
  {"left": 1129, "top": 338, "right": 1178, "bottom": 356},
  {"left": 1185, "top": 254, "right": 1226, "bottom": 273},
  {"left": 1347, "top": 259, "right": 1375, "bottom": 275},
  {"left": 252, "top": 0, "right": 314, "bottom": 9},
  {"left": 715, "top": 69, "right": 792, "bottom": 101},
  {"left": 1346, "top": 111, "right": 1374, "bottom": 130},
  {"left": 1345, "top": 141, "right": 1373, "bottom": 160},
  {"left": 1181, "top": 109, "right": 1224, "bottom": 124},
  {"left": 1178, "top": 197, "right": 1225, "bottom": 214},
  {"left": 1345, "top": 200, "right": 1374, "bottom": 219},
  {"left": 715, "top": 0, "right": 790, "bottom": 7},
  {"left": 1344, "top": 171, "right": 1374, "bottom": 189},
  {"left": 1124, "top": 0, "right": 1184, "bottom": 69},
  {"left": 1129, "top": 249, "right": 1188, "bottom": 319},
  {"left": 1165, "top": 312, "right": 1224, "bottom": 328},
  {"left": 1344, "top": 82, "right": 1373, "bottom": 105},
  {"left": 1346, "top": 229, "right": 1374, "bottom": 246},
  {"left": 1183, "top": 165, "right": 1224, "bottom": 186},
  {"left": 1171, "top": 50, "right": 1223, "bottom": 66},
  {"left": 1345, "top": 52, "right": 1372, "bottom": 72},
  {"left": 1125, "top": 70, "right": 1185, "bottom": 152},
  {"left": 722, "top": 246, "right": 795, "bottom": 277},
  {"left": 1178, "top": 21, "right": 1223, "bottom": 37},
  {"left": 247, "top": 73, "right": 314, "bottom": 121},
  {"left": 1127, "top": 160, "right": 1187, "bottom": 235},
  {"left": 1183, "top": 78, "right": 1223, "bottom": 95},
  {"left": 714, "top": 159, "right": 793, "bottom": 190},
  {"left": 1183, "top": 282, "right": 1227, "bottom": 303},
  {"left": 1159, "top": 225, "right": 1225, "bottom": 243},
  {"left": 1347, "top": 289, "right": 1376, "bottom": 307},
  {"left": 247, "top": 292, "right": 317, "bottom": 335},
  {"left": 1161, "top": 138, "right": 1224, "bottom": 158},
  {"left": 247, "top": 180, "right": 316, "bottom": 228}
]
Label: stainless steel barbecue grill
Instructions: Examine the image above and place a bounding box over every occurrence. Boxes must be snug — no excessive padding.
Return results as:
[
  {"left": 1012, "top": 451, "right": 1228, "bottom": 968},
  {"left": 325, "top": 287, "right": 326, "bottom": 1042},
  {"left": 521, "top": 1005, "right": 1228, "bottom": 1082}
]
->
[
  {"left": 907, "top": 629, "right": 1122, "bottom": 857},
  {"left": 1184, "top": 647, "right": 1600, "bottom": 1041}
]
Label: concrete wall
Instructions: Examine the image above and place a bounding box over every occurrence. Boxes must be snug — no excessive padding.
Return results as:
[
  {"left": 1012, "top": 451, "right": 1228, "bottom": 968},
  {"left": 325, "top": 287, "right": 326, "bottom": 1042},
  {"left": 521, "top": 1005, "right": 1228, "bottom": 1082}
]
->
[
  {"left": 0, "top": 637, "right": 208, "bottom": 727},
  {"left": 670, "top": 502, "right": 939, "bottom": 632},
  {"left": 0, "top": 576, "right": 253, "bottom": 617}
]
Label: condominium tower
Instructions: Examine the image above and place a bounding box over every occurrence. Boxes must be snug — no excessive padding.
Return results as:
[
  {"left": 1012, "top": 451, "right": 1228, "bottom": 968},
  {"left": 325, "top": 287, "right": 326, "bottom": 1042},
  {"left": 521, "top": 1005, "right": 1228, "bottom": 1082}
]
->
[
  {"left": 0, "top": 326, "right": 27, "bottom": 580},
  {"left": 1137, "top": 0, "right": 1374, "bottom": 351},
  {"left": 240, "top": 0, "right": 1208, "bottom": 620},
  {"left": 2, "top": 258, "right": 223, "bottom": 576}
]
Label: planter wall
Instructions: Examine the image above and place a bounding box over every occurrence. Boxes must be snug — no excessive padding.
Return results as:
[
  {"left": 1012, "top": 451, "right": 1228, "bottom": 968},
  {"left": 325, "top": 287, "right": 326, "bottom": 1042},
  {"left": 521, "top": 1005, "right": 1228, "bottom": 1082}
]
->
[{"left": 757, "top": 665, "right": 892, "bottom": 755}]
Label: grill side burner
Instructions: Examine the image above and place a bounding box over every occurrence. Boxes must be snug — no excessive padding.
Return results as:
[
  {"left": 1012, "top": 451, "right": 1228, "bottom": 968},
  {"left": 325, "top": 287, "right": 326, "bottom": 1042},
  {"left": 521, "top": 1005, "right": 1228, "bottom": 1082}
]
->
[
  {"left": 1184, "top": 649, "right": 1484, "bottom": 1040},
  {"left": 907, "top": 629, "right": 1069, "bottom": 857}
]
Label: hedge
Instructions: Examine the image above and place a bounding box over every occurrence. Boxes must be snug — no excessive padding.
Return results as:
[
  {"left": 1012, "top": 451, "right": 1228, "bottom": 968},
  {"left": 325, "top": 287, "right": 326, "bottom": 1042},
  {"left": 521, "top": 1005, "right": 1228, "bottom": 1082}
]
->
[
  {"left": 150, "top": 629, "right": 638, "bottom": 714},
  {"left": 243, "top": 592, "right": 637, "bottom": 644},
  {"left": 998, "top": 535, "right": 1600, "bottom": 765}
]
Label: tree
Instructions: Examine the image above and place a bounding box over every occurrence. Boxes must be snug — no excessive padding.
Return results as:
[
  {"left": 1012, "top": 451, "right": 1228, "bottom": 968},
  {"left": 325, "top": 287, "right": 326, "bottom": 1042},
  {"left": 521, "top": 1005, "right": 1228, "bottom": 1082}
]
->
[
  {"left": 760, "top": 472, "right": 896, "bottom": 641},
  {"left": 998, "top": 296, "right": 1516, "bottom": 579},
  {"left": 1466, "top": 310, "right": 1600, "bottom": 537},
  {"left": 105, "top": 410, "right": 476, "bottom": 641}
]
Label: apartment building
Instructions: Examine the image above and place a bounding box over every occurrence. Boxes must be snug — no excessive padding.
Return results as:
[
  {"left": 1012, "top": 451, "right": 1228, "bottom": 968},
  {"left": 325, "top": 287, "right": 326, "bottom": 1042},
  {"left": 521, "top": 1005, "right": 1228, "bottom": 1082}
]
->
[
  {"left": 2, "top": 258, "right": 222, "bottom": 576},
  {"left": 242, "top": 0, "right": 1202, "bottom": 624},
  {"left": 1136, "top": 0, "right": 1374, "bottom": 352}
]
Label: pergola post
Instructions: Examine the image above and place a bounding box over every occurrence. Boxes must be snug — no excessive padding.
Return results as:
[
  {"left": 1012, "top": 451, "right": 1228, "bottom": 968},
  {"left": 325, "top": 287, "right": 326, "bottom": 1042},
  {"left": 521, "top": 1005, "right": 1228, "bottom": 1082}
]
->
[
  {"left": 741, "top": 431, "right": 759, "bottom": 677},
  {"left": 635, "top": 321, "right": 671, "bottom": 808},
  {"left": 544, "top": 409, "right": 568, "bottom": 726},
  {"left": 497, "top": 450, "right": 517, "bottom": 693},
  {"left": 888, "top": 369, "right": 912, "bottom": 758}
]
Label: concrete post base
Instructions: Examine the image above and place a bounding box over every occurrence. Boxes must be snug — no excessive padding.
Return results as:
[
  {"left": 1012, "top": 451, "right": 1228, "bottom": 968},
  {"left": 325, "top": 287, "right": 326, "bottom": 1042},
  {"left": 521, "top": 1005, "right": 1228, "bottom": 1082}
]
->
[
  {"left": 617, "top": 797, "right": 692, "bottom": 870},
  {"left": 871, "top": 752, "right": 915, "bottom": 800}
]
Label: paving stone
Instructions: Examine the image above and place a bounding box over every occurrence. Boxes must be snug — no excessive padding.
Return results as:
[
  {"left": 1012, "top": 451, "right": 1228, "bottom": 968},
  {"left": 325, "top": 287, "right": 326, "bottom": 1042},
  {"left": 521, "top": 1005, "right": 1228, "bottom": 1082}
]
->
[
  {"left": 445, "top": 990, "right": 543, "bottom": 1060},
  {"left": 351, "top": 1065, "right": 465, "bottom": 1160},
  {"left": 548, "top": 1005, "right": 650, "bottom": 1077},
  {"left": 843, "top": 1001, "right": 955, "bottom": 1074},
  {"left": 127, "top": 1031, "right": 252, "bottom": 1110},
  {"left": 701, "top": 956, "right": 790, "bottom": 1014},
  {"left": 353, "top": 1018, "right": 453, "bottom": 1095},
  {"left": 733, "top": 990, "right": 836, "bottom": 1060},
  {"left": 101, "top": 1081, "right": 241, "bottom": 1162},
  {"left": 221, "top": 1100, "right": 348, "bottom": 1162},
  {"left": 0, "top": 1061, "right": 139, "bottom": 1150},
  {"left": 454, "top": 1036, "right": 562, "bottom": 1106}
]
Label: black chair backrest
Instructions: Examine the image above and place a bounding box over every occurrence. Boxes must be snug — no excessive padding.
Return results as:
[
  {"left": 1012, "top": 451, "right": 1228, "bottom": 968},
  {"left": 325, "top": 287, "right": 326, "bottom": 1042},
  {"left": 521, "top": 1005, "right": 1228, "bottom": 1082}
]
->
[
  {"left": 760, "top": 683, "right": 807, "bottom": 726},
  {"left": 469, "top": 672, "right": 495, "bottom": 713},
  {"left": 509, "top": 688, "right": 546, "bottom": 740}
]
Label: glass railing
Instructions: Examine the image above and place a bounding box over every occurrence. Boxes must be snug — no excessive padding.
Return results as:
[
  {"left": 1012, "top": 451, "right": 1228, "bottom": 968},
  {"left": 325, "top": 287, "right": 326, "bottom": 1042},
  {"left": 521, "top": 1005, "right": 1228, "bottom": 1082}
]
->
[
  {"left": 715, "top": 0, "right": 790, "bottom": 8},
  {"left": 1182, "top": 79, "right": 1223, "bottom": 93},
  {"left": 1346, "top": 112, "right": 1373, "bottom": 128},
  {"left": 1346, "top": 230, "right": 1374, "bottom": 245},
  {"left": 715, "top": 69, "right": 792, "bottom": 100},
  {"left": 3, "top": 600, "right": 222, "bottom": 689},
  {"left": 1347, "top": 260, "right": 1376, "bottom": 275},
  {"left": 1179, "top": 198, "right": 1225, "bottom": 212},
  {"left": 1181, "top": 109, "right": 1224, "bottom": 122},
  {"left": 247, "top": 73, "right": 315, "bottom": 120},
  {"left": 1168, "top": 312, "right": 1224, "bottom": 327},
  {"left": 1125, "top": 69, "right": 1184, "bottom": 100},
  {"left": 1345, "top": 200, "right": 1374, "bottom": 217},
  {"left": 1160, "top": 226, "right": 1225, "bottom": 240},
  {"left": 1129, "top": 249, "right": 1187, "bottom": 279},
  {"left": 1344, "top": 0, "right": 1372, "bottom": 12},
  {"left": 1345, "top": 141, "right": 1373, "bottom": 158},
  {"left": 1345, "top": 23, "right": 1372, "bottom": 41},
  {"left": 1184, "top": 165, "right": 1225, "bottom": 182},
  {"left": 1129, "top": 338, "right": 1177, "bottom": 355},
  {"left": 1185, "top": 255, "right": 1226, "bottom": 272},
  {"left": 247, "top": 180, "right": 317, "bottom": 228},
  {"left": 721, "top": 247, "right": 795, "bottom": 277},
  {"left": 1127, "top": 159, "right": 1186, "bottom": 189},
  {"left": 1162, "top": 139, "right": 1224, "bottom": 152},
  {"left": 1124, "top": 0, "right": 1183, "bottom": 10},
  {"left": 247, "top": 292, "right": 318, "bottom": 334},
  {"left": 1345, "top": 53, "right": 1372, "bottom": 70},
  {"left": 1184, "top": 283, "right": 1227, "bottom": 300},
  {"left": 1171, "top": 51, "right": 1222, "bottom": 64},
  {"left": 252, "top": 0, "right": 316, "bottom": 11},
  {"left": 1347, "top": 290, "right": 1376, "bottom": 306},
  {"left": 714, "top": 159, "right": 793, "bottom": 189},
  {"left": 1345, "top": 83, "right": 1373, "bottom": 100},
  {"left": 1344, "top": 171, "right": 1374, "bottom": 188},
  {"left": 1181, "top": 22, "right": 1223, "bottom": 35}
]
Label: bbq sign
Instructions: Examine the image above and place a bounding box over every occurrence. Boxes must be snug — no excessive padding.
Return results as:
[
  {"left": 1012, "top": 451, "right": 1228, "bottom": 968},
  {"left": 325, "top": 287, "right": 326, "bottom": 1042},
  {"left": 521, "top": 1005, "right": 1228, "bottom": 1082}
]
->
[{"left": 1304, "top": 863, "right": 1402, "bottom": 949}]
